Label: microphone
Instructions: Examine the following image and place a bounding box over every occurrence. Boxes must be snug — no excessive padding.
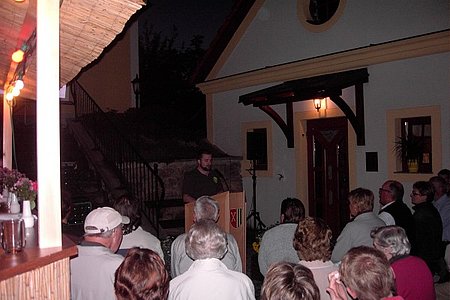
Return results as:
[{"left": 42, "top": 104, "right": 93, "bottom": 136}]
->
[{"left": 214, "top": 169, "right": 230, "bottom": 191}]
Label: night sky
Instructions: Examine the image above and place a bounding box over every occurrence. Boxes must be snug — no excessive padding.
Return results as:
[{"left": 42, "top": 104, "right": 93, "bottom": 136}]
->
[{"left": 140, "top": 0, "right": 235, "bottom": 49}]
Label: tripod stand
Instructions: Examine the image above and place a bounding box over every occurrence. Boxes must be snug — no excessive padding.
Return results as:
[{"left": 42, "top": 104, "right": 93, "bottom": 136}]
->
[{"left": 247, "top": 160, "right": 266, "bottom": 231}]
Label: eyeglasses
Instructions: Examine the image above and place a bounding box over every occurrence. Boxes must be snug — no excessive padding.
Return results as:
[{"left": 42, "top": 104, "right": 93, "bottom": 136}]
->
[
  {"left": 411, "top": 191, "right": 422, "bottom": 196},
  {"left": 378, "top": 188, "right": 391, "bottom": 193}
]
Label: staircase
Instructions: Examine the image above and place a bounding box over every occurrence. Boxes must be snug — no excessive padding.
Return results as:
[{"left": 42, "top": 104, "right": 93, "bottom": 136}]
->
[{"left": 69, "top": 80, "right": 171, "bottom": 237}]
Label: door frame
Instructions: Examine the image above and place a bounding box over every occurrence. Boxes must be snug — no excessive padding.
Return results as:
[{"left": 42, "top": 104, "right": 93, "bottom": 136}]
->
[{"left": 294, "top": 108, "right": 357, "bottom": 218}]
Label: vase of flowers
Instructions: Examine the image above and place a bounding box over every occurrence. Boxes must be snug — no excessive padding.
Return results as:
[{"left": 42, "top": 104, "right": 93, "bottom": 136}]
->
[
  {"left": 0, "top": 168, "right": 37, "bottom": 210},
  {"left": 15, "top": 177, "right": 38, "bottom": 209}
]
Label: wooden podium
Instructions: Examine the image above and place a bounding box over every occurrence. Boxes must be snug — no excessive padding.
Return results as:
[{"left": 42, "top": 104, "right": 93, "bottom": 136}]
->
[{"left": 184, "top": 191, "right": 246, "bottom": 271}]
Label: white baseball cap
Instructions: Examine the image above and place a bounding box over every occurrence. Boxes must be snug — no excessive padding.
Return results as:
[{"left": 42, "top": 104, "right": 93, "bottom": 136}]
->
[{"left": 84, "top": 207, "right": 130, "bottom": 234}]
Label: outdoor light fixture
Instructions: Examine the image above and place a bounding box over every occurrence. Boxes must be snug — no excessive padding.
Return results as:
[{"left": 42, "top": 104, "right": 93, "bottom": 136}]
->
[
  {"left": 313, "top": 97, "right": 327, "bottom": 112},
  {"left": 131, "top": 74, "right": 141, "bottom": 108},
  {"left": 12, "top": 49, "right": 25, "bottom": 63},
  {"left": 313, "top": 98, "right": 322, "bottom": 111}
]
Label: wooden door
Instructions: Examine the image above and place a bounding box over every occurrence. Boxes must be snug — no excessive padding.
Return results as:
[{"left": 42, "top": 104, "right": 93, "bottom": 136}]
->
[{"left": 307, "top": 117, "right": 349, "bottom": 239}]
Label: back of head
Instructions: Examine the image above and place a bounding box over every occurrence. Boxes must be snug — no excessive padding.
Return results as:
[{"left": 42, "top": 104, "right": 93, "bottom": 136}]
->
[
  {"left": 194, "top": 196, "right": 219, "bottom": 222},
  {"left": 413, "top": 181, "right": 435, "bottom": 202},
  {"left": 386, "top": 180, "right": 404, "bottom": 202},
  {"left": 371, "top": 225, "right": 411, "bottom": 257},
  {"left": 293, "top": 217, "right": 332, "bottom": 261},
  {"left": 348, "top": 188, "right": 374, "bottom": 215},
  {"left": 261, "top": 262, "right": 320, "bottom": 300},
  {"left": 339, "top": 246, "right": 395, "bottom": 300},
  {"left": 113, "top": 195, "right": 141, "bottom": 234},
  {"left": 430, "top": 176, "right": 448, "bottom": 194},
  {"left": 115, "top": 247, "right": 169, "bottom": 300},
  {"left": 281, "top": 198, "right": 305, "bottom": 223},
  {"left": 185, "top": 219, "right": 227, "bottom": 260}
]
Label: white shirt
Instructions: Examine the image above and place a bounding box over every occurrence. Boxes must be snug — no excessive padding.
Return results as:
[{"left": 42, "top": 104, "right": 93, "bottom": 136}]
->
[
  {"left": 171, "top": 232, "right": 242, "bottom": 277},
  {"left": 120, "top": 226, "right": 164, "bottom": 261},
  {"left": 169, "top": 258, "right": 255, "bottom": 300}
]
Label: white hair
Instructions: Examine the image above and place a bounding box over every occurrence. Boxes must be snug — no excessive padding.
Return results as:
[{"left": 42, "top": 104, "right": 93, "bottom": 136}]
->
[
  {"left": 185, "top": 219, "right": 228, "bottom": 260},
  {"left": 194, "top": 196, "right": 219, "bottom": 221}
]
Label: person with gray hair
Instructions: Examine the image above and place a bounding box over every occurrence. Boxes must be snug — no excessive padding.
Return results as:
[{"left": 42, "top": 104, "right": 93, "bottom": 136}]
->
[
  {"left": 169, "top": 220, "right": 255, "bottom": 300},
  {"left": 70, "top": 207, "right": 130, "bottom": 300},
  {"left": 170, "top": 196, "right": 242, "bottom": 277},
  {"left": 371, "top": 225, "right": 435, "bottom": 300}
]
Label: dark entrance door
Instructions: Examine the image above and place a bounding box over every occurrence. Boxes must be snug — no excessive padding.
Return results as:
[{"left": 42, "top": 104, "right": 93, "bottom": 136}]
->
[{"left": 307, "top": 117, "right": 350, "bottom": 239}]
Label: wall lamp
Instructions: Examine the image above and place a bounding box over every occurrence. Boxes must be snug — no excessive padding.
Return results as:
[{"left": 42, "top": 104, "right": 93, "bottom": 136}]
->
[{"left": 313, "top": 97, "right": 328, "bottom": 111}]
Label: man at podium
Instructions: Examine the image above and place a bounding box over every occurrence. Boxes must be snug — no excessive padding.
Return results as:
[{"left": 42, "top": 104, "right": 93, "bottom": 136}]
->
[
  {"left": 182, "top": 149, "right": 223, "bottom": 203},
  {"left": 171, "top": 196, "right": 242, "bottom": 277}
]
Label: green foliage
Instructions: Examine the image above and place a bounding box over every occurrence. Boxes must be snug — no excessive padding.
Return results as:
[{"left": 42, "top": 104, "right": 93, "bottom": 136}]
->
[{"left": 393, "top": 136, "right": 424, "bottom": 160}]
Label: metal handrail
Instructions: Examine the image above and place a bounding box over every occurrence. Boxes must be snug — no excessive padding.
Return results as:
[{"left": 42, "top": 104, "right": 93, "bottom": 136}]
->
[{"left": 69, "top": 80, "right": 165, "bottom": 235}]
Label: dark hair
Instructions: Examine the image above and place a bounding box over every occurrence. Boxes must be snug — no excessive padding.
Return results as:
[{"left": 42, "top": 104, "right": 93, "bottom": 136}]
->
[
  {"left": 430, "top": 176, "right": 448, "bottom": 193},
  {"left": 386, "top": 180, "right": 404, "bottom": 202},
  {"left": 412, "top": 181, "right": 434, "bottom": 202},
  {"left": 261, "top": 262, "right": 320, "bottom": 300},
  {"left": 197, "top": 148, "right": 212, "bottom": 160},
  {"left": 438, "top": 169, "right": 450, "bottom": 177},
  {"left": 115, "top": 247, "right": 169, "bottom": 300},
  {"left": 113, "top": 195, "right": 141, "bottom": 234},
  {"left": 281, "top": 198, "right": 305, "bottom": 223}
]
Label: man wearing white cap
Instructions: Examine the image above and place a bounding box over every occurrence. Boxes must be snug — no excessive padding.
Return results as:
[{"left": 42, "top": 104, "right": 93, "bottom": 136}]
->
[{"left": 70, "top": 207, "right": 130, "bottom": 300}]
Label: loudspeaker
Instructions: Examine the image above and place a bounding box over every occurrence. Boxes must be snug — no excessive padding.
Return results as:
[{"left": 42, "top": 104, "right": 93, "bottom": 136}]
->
[{"left": 247, "top": 131, "right": 267, "bottom": 161}]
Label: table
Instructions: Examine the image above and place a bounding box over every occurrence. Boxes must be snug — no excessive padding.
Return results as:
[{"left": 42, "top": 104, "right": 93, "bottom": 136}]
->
[{"left": 0, "top": 219, "right": 78, "bottom": 299}]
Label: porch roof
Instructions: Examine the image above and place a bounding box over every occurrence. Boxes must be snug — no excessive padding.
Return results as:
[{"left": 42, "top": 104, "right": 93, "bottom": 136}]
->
[{"left": 239, "top": 68, "right": 369, "bottom": 147}]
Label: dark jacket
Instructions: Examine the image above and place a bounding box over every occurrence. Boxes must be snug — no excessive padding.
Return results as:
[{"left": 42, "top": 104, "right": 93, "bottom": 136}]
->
[
  {"left": 380, "top": 200, "right": 415, "bottom": 243},
  {"left": 411, "top": 201, "right": 444, "bottom": 275}
]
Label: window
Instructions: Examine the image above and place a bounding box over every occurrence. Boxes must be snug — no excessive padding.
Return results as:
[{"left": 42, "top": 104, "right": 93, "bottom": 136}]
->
[
  {"left": 298, "top": 0, "right": 346, "bottom": 32},
  {"left": 387, "top": 106, "right": 441, "bottom": 181},
  {"left": 396, "top": 117, "right": 432, "bottom": 173}
]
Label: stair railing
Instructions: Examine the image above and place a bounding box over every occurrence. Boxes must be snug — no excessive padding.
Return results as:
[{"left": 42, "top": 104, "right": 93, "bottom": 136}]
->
[{"left": 69, "top": 80, "right": 165, "bottom": 236}]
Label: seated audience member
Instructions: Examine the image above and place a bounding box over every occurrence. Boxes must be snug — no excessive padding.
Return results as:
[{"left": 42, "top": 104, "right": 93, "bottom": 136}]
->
[
  {"left": 258, "top": 197, "right": 305, "bottom": 276},
  {"left": 115, "top": 247, "right": 169, "bottom": 300},
  {"left": 169, "top": 219, "right": 255, "bottom": 300},
  {"left": 170, "top": 196, "right": 241, "bottom": 277},
  {"left": 409, "top": 181, "right": 448, "bottom": 282},
  {"left": 294, "top": 217, "right": 337, "bottom": 300},
  {"left": 327, "top": 246, "right": 402, "bottom": 300},
  {"left": 261, "top": 262, "right": 320, "bottom": 300},
  {"left": 378, "top": 180, "right": 414, "bottom": 242},
  {"left": 113, "top": 195, "right": 164, "bottom": 261},
  {"left": 70, "top": 207, "right": 130, "bottom": 300},
  {"left": 371, "top": 225, "right": 435, "bottom": 300},
  {"left": 331, "top": 188, "right": 385, "bottom": 262},
  {"left": 429, "top": 176, "right": 450, "bottom": 242},
  {"left": 438, "top": 169, "right": 450, "bottom": 189}
]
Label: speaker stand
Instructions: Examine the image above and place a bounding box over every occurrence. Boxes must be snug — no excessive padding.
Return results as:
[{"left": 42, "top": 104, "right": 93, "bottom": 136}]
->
[{"left": 247, "top": 160, "right": 266, "bottom": 233}]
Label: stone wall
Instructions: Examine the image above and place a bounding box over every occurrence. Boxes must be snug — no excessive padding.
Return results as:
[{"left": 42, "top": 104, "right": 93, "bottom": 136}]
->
[{"left": 154, "top": 157, "right": 243, "bottom": 200}]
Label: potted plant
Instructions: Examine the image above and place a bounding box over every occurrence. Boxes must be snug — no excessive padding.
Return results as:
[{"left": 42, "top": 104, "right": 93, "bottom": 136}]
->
[{"left": 393, "top": 136, "right": 424, "bottom": 173}]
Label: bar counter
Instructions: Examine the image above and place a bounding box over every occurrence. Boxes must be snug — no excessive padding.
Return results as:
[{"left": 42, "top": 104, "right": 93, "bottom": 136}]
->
[{"left": 0, "top": 221, "right": 78, "bottom": 299}]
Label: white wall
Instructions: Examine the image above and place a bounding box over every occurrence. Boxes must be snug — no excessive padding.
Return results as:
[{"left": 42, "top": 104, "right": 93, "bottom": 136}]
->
[
  {"left": 219, "top": 0, "right": 449, "bottom": 78},
  {"left": 209, "top": 1, "right": 450, "bottom": 226}
]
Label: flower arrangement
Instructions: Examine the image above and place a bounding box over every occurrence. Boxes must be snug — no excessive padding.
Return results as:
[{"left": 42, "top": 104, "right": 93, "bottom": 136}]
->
[
  {"left": 0, "top": 167, "right": 37, "bottom": 209},
  {"left": 0, "top": 167, "right": 24, "bottom": 191}
]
